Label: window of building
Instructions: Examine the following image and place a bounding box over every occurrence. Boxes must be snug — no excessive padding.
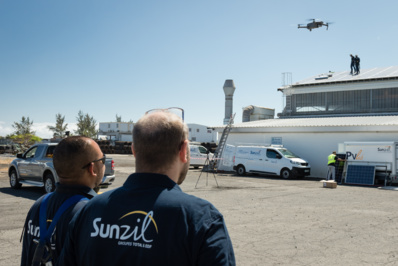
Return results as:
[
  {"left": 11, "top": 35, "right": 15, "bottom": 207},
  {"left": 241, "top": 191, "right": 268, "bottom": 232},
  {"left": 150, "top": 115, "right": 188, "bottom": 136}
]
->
[
  {"left": 196, "top": 129, "right": 199, "bottom": 132},
  {"left": 286, "top": 87, "right": 398, "bottom": 117},
  {"left": 189, "top": 128, "right": 191, "bottom": 132},
  {"left": 207, "top": 129, "right": 212, "bottom": 133}
]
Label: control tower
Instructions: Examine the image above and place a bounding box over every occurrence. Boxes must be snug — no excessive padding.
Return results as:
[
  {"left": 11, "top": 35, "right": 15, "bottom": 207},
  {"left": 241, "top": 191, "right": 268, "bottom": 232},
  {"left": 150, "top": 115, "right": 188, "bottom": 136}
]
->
[{"left": 223, "top": 79, "right": 236, "bottom": 125}]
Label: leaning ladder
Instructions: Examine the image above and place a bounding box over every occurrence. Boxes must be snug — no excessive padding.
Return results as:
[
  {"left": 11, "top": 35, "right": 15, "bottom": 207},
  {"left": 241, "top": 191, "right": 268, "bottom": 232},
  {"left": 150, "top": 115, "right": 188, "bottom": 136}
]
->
[{"left": 211, "top": 113, "right": 235, "bottom": 171}]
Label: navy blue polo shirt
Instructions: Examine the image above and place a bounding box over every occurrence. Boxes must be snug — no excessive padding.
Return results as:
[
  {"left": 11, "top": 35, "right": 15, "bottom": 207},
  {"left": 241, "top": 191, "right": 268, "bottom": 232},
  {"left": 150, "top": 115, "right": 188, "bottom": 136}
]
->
[
  {"left": 59, "top": 173, "right": 235, "bottom": 266},
  {"left": 21, "top": 183, "right": 96, "bottom": 266}
]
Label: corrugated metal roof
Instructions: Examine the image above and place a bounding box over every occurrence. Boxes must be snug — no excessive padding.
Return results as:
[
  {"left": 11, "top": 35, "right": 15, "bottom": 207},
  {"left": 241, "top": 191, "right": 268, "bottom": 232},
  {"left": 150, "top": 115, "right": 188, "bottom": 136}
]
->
[
  {"left": 223, "top": 115, "right": 398, "bottom": 129},
  {"left": 292, "top": 66, "right": 398, "bottom": 87}
]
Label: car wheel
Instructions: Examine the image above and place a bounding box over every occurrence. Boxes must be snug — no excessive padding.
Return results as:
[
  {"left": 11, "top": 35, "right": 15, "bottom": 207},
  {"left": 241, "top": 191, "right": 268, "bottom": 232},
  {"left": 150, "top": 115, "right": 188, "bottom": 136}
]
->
[
  {"left": 44, "top": 173, "right": 56, "bottom": 193},
  {"left": 237, "top": 165, "right": 246, "bottom": 176},
  {"left": 9, "top": 169, "right": 22, "bottom": 189},
  {"left": 194, "top": 166, "right": 199, "bottom": 169},
  {"left": 280, "top": 168, "right": 292, "bottom": 179}
]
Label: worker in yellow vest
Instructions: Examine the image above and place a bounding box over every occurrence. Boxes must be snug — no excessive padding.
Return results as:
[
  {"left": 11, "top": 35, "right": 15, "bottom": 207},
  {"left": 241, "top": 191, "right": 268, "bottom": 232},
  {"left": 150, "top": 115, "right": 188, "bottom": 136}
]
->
[{"left": 327, "top": 151, "right": 345, "bottom": 181}]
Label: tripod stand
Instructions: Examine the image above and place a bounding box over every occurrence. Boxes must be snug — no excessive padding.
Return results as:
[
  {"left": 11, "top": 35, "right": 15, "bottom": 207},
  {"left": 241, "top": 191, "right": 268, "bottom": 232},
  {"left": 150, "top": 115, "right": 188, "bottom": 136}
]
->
[{"left": 195, "top": 153, "right": 219, "bottom": 188}]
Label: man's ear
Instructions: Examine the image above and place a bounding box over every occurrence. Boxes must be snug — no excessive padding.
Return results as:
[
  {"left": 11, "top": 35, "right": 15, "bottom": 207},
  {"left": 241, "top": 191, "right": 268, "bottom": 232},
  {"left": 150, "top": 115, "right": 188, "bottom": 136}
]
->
[
  {"left": 179, "top": 140, "right": 189, "bottom": 163},
  {"left": 131, "top": 143, "right": 136, "bottom": 158},
  {"left": 86, "top": 163, "right": 97, "bottom": 176}
]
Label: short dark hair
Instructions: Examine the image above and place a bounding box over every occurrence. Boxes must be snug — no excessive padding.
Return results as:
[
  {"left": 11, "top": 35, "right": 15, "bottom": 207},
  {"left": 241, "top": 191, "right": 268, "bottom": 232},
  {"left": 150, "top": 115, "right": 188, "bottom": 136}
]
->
[
  {"left": 133, "top": 113, "right": 188, "bottom": 171},
  {"left": 53, "top": 136, "right": 93, "bottom": 179}
]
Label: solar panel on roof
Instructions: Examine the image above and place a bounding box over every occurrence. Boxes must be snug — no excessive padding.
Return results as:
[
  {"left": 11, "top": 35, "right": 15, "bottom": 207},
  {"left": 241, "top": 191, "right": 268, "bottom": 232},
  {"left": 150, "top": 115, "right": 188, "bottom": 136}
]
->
[
  {"left": 345, "top": 165, "right": 375, "bottom": 185},
  {"left": 293, "top": 66, "right": 398, "bottom": 86}
]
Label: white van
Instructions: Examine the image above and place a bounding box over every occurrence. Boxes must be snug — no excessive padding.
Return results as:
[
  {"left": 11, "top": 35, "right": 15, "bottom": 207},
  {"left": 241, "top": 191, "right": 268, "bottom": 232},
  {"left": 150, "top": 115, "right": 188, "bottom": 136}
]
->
[
  {"left": 189, "top": 145, "right": 213, "bottom": 169},
  {"left": 233, "top": 145, "right": 310, "bottom": 179}
]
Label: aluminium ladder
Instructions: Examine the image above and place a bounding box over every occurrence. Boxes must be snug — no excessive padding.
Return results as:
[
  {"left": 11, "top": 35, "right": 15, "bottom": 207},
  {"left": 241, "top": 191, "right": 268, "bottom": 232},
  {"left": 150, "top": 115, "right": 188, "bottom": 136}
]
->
[{"left": 210, "top": 113, "right": 235, "bottom": 171}]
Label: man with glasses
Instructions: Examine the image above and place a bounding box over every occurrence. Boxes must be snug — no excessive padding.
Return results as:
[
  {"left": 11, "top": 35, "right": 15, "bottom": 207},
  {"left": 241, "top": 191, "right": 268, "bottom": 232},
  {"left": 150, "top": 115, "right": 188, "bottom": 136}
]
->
[
  {"left": 21, "top": 136, "right": 104, "bottom": 266},
  {"left": 59, "top": 111, "right": 235, "bottom": 265}
]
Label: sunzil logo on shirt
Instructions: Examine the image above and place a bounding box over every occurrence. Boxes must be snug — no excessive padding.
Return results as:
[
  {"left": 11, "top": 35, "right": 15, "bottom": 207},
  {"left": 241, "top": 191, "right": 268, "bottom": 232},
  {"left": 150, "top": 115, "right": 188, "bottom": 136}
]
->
[
  {"left": 90, "top": 210, "right": 158, "bottom": 249},
  {"left": 27, "top": 220, "right": 41, "bottom": 237},
  {"left": 346, "top": 150, "right": 363, "bottom": 160},
  {"left": 26, "top": 219, "right": 57, "bottom": 245}
]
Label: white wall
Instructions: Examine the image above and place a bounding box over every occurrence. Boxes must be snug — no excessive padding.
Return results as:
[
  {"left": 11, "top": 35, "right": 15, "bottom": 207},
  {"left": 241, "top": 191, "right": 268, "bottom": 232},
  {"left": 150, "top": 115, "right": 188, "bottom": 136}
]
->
[
  {"left": 120, "top": 134, "right": 133, "bottom": 142},
  {"left": 98, "top": 122, "right": 134, "bottom": 141},
  {"left": 99, "top": 122, "right": 133, "bottom": 133},
  {"left": 188, "top": 124, "right": 217, "bottom": 143},
  {"left": 225, "top": 132, "right": 398, "bottom": 178}
]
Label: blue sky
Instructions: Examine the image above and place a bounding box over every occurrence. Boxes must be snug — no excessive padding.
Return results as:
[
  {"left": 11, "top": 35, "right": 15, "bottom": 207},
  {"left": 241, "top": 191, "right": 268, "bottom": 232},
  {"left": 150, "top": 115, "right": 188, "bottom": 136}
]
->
[{"left": 1, "top": 0, "right": 397, "bottom": 138}]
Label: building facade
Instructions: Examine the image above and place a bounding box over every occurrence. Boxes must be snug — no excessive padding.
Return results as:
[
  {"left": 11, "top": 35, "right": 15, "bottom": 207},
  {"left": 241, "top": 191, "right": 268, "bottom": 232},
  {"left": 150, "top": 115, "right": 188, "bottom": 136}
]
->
[
  {"left": 98, "top": 122, "right": 134, "bottom": 142},
  {"left": 217, "top": 116, "right": 398, "bottom": 177},
  {"left": 187, "top": 123, "right": 217, "bottom": 143},
  {"left": 216, "top": 66, "right": 398, "bottom": 178},
  {"left": 97, "top": 122, "right": 217, "bottom": 143},
  {"left": 278, "top": 66, "right": 398, "bottom": 117}
]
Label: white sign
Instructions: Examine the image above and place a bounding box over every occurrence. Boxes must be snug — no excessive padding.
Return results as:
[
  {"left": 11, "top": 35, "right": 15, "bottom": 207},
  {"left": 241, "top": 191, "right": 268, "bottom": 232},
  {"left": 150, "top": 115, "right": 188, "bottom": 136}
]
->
[{"left": 272, "top": 137, "right": 282, "bottom": 145}]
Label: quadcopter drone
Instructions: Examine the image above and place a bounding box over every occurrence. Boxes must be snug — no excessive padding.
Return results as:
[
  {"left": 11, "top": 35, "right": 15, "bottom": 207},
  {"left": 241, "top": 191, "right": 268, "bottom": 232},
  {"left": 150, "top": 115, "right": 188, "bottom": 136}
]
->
[{"left": 298, "top": 19, "right": 331, "bottom": 31}]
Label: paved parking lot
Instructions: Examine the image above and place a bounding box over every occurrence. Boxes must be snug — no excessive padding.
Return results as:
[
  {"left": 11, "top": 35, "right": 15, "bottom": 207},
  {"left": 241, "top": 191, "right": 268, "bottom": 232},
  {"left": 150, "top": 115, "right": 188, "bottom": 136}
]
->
[{"left": 1, "top": 154, "right": 398, "bottom": 265}]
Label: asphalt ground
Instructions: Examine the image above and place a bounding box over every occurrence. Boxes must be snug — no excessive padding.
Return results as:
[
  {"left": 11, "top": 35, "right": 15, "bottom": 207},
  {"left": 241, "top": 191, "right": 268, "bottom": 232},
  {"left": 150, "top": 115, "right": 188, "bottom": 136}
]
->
[{"left": 1, "top": 154, "right": 398, "bottom": 265}]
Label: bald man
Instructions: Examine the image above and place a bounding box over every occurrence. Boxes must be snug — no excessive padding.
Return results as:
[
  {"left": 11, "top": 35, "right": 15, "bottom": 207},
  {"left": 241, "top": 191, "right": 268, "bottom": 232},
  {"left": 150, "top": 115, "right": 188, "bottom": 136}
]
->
[
  {"left": 21, "top": 136, "right": 105, "bottom": 266},
  {"left": 59, "top": 111, "right": 235, "bottom": 266}
]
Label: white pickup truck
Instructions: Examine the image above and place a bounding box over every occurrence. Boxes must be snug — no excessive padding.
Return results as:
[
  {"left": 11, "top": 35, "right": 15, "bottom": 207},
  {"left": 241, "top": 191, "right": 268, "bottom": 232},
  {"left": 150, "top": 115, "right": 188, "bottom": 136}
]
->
[{"left": 8, "top": 143, "right": 115, "bottom": 193}]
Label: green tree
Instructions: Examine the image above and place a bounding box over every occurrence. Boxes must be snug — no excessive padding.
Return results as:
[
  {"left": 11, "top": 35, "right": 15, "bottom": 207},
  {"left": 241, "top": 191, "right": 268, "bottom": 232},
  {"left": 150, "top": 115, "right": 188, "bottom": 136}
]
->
[
  {"left": 10, "top": 134, "right": 42, "bottom": 148},
  {"left": 48, "top": 113, "right": 68, "bottom": 137},
  {"left": 10, "top": 117, "right": 41, "bottom": 148},
  {"left": 75, "top": 110, "right": 97, "bottom": 138},
  {"left": 116, "top": 114, "right": 122, "bottom": 122},
  {"left": 12, "top": 116, "right": 35, "bottom": 135}
]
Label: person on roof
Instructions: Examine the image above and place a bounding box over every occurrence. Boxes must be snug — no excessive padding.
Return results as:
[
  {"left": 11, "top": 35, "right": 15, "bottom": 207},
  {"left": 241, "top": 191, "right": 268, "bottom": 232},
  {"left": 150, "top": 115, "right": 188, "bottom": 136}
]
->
[
  {"left": 350, "top": 54, "right": 355, "bottom": 74},
  {"left": 354, "top": 55, "right": 360, "bottom": 74}
]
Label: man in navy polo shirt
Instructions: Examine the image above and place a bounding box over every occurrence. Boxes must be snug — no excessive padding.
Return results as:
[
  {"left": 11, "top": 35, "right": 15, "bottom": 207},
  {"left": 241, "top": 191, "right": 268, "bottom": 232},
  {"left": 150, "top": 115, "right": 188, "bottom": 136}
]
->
[
  {"left": 21, "top": 136, "right": 105, "bottom": 265},
  {"left": 59, "top": 110, "right": 235, "bottom": 265}
]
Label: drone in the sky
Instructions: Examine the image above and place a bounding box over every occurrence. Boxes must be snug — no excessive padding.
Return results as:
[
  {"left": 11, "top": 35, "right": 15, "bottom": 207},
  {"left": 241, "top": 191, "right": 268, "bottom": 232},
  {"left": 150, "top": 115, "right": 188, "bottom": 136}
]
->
[{"left": 298, "top": 19, "right": 331, "bottom": 31}]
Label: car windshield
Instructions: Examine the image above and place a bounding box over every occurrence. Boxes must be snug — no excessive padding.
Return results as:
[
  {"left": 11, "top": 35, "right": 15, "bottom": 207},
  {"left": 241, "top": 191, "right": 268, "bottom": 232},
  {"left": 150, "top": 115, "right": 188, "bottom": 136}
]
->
[{"left": 277, "top": 148, "right": 299, "bottom": 158}]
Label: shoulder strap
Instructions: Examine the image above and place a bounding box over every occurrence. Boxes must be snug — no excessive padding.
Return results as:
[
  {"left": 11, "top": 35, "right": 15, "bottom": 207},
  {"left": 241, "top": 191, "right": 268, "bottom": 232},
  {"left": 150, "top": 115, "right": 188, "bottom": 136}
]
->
[
  {"left": 39, "top": 193, "right": 89, "bottom": 243},
  {"left": 32, "top": 193, "right": 88, "bottom": 265}
]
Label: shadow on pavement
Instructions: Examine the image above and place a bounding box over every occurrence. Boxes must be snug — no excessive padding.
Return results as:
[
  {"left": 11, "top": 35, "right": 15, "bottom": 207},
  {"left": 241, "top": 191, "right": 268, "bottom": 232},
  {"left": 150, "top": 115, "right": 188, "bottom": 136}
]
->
[{"left": 0, "top": 186, "right": 43, "bottom": 201}]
